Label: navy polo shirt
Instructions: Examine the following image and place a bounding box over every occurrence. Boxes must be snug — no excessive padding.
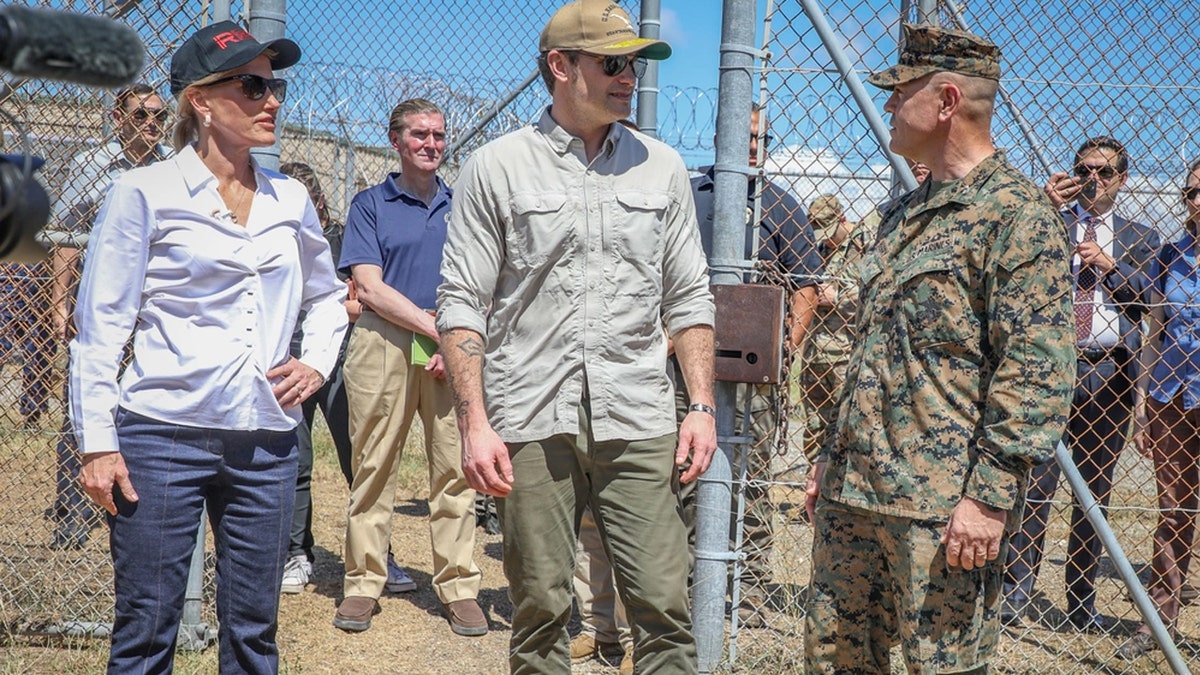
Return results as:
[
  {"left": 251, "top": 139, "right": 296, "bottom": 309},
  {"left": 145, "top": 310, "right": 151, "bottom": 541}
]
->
[
  {"left": 691, "top": 166, "right": 821, "bottom": 289},
  {"left": 339, "top": 172, "right": 452, "bottom": 310}
]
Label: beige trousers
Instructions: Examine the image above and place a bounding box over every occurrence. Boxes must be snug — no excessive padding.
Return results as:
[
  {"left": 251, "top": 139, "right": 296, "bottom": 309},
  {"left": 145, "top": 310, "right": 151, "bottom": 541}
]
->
[
  {"left": 341, "top": 312, "right": 480, "bottom": 603},
  {"left": 574, "top": 506, "right": 632, "bottom": 651}
]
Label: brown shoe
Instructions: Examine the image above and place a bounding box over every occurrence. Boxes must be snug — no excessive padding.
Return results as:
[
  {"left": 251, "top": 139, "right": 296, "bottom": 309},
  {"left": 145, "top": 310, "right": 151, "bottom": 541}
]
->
[
  {"left": 618, "top": 650, "right": 634, "bottom": 675},
  {"left": 445, "top": 598, "right": 488, "bottom": 637},
  {"left": 333, "top": 596, "right": 378, "bottom": 632},
  {"left": 569, "top": 633, "right": 622, "bottom": 663}
]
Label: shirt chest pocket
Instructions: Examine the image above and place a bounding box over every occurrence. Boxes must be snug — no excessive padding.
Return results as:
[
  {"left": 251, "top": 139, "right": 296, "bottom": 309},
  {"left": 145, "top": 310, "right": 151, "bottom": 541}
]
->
[
  {"left": 509, "top": 191, "right": 571, "bottom": 267},
  {"left": 610, "top": 190, "right": 670, "bottom": 262},
  {"left": 895, "top": 255, "right": 973, "bottom": 351}
]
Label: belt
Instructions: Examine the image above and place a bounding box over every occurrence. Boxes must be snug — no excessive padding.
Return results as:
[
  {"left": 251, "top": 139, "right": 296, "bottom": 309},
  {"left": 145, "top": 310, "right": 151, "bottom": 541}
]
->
[{"left": 1078, "top": 346, "right": 1128, "bottom": 364}]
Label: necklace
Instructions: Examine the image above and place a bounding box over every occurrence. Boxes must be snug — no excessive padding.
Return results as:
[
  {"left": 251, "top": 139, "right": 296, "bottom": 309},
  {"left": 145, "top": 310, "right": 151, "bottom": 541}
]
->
[{"left": 224, "top": 181, "right": 253, "bottom": 225}]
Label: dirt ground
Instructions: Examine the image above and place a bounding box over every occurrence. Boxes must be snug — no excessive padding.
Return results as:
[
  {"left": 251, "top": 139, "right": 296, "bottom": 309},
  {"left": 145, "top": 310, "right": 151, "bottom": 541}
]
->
[
  {"left": 3, "top": 409, "right": 1200, "bottom": 673},
  {"left": 0, "top": 423, "right": 625, "bottom": 675}
]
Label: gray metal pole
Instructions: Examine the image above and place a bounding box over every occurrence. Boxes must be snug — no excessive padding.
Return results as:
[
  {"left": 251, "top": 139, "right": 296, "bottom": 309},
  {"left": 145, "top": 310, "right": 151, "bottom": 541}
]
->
[
  {"left": 443, "top": 70, "right": 539, "bottom": 163},
  {"left": 177, "top": 507, "right": 217, "bottom": 650},
  {"left": 1054, "top": 441, "right": 1190, "bottom": 673},
  {"left": 211, "top": 0, "right": 232, "bottom": 22},
  {"left": 693, "top": 0, "right": 758, "bottom": 671},
  {"left": 917, "top": 0, "right": 939, "bottom": 26},
  {"left": 798, "top": 0, "right": 916, "bottom": 191},
  {"left": 636, "top": 0, "right": 662, "bottom": 139},
  {"left": 247, "top": 0, "right": 287, "bottom": 171},
  {"left": 942, "top": 0, "right": 1055, "bottom": 178}
]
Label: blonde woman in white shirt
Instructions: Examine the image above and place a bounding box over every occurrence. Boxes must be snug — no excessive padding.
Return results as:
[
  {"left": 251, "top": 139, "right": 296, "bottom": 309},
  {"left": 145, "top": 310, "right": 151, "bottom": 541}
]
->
[{"left": 70, "top": 22, "right": 346, "bottom": 674}]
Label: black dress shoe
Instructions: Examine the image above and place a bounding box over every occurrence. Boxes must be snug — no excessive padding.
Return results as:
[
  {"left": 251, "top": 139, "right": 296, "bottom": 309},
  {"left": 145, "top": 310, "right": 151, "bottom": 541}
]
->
[
  {"left": 1000, "top": 594, "right": 1028, "bottom": 626},
  {"left": 1066, "top": 610, "right": 1109, "bottom": 634}
]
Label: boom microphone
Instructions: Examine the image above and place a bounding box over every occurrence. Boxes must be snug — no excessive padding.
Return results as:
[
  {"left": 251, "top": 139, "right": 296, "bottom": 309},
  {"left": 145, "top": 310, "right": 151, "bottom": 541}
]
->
[{"left": 0, "top": 5, "right": 144, "bottom": 88}]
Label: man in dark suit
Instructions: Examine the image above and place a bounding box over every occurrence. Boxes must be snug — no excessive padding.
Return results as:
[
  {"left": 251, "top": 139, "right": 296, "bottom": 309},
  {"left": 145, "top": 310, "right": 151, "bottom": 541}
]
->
[{"left": 1002, "top": 136, "right": 1160, "bottom": 631}]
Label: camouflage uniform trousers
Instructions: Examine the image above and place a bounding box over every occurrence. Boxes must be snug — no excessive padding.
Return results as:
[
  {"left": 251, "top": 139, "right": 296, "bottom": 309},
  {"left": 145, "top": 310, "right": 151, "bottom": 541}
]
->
[
  {"left": 802, "top": 359, "right": 849, "bottom": 462},
  {"left": 806, "top": 499, "right": 1001, "bottom": 674}
]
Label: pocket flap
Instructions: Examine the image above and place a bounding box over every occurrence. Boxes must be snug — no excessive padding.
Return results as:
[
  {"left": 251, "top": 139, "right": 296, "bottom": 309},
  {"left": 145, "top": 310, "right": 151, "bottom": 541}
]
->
[
  {"left": 615, "top": 191, "right": 670, "bottom": 212},
  {"left": 511, "top": 192, "right": 567, "bottom": 215}
]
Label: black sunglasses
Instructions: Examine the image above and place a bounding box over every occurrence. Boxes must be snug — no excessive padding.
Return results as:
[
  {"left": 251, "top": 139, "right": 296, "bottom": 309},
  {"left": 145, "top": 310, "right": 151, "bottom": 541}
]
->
[
  {"left": 754, "top": 134, "right": 773, "bottom": 147},
  {"left": 1184, "top": 186, "right": 1200, "bottom": 202},
  {"left": 1074, "top": 163, "right": 1119, "bottom": 181},
  {"left": 575, "top": 52, "right": 648, "bottom": 79},
  {"left": 130, "top": 107, "right": 170, "bottom": 123},
  {"left": 205, "top": 73, "right": 287, "bottom": 103}
]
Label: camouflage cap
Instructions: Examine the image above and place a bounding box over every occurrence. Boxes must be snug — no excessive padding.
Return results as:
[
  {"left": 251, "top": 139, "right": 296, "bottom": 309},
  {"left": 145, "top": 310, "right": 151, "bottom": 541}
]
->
[
  {"left": 809, "top": 194, "right": 844, "bottom": 229},
  {"left": 867, "top": 23, "right": 1000, "bottom": 90}
]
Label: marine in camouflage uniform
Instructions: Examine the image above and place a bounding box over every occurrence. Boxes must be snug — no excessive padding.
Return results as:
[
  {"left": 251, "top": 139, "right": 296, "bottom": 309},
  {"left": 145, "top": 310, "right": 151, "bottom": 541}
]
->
[
  {"left": 802, "top": 195, "right": 871, "bottom": 462},
  {"left": 803, "top": 24, "right": 1076, "bottom": 673}
]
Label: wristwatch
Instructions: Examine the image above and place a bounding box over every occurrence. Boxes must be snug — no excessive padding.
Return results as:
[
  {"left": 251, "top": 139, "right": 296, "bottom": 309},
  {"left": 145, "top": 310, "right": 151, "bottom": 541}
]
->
[{"left": 688, "top": 403, "right": 716, "bottom": 417}]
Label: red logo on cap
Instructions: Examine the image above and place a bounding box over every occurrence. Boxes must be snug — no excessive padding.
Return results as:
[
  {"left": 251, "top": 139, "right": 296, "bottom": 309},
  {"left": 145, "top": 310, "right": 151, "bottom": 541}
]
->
[{"left": 212, "top": 29, "right": 254, "bottom": 50}]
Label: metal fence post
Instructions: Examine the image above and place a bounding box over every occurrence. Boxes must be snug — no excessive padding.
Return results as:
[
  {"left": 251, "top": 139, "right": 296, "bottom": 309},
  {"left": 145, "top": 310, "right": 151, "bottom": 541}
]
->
[
  {"left": 177, "top": 506, "right": 217, "bottom": 651},
  {"left": 636, "top": 0, "right": 661, "bottom": 139},
  {"left": 1053, "top": 443, "right": 1191, "bottom": 674},
  {"left": 797, "top": 0, "right": 916, "bottom": 191},
  {"left": 692, "top": 0, "right": 757, "bottom": 671},
  {"left": 247, "top": 0, "right": 288, "bottom": 171}
]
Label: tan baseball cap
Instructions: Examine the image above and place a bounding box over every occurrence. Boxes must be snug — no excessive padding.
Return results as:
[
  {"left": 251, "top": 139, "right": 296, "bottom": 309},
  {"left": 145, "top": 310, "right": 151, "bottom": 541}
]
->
[
  {"left": 539, "top": 0, "right": 671, "bottom": 60},
  {"left": 808, "top": 194, "right": 845, "bottom": 230}
]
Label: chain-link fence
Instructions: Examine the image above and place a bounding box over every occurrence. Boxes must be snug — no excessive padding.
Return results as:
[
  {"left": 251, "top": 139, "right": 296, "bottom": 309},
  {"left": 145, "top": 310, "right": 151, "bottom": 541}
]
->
[
  {"left": 4, "top": 0, "right": 1198, "bottom": 673},
  {"left": 728, "top": 0, "right": 1200, "bottom": 672}
]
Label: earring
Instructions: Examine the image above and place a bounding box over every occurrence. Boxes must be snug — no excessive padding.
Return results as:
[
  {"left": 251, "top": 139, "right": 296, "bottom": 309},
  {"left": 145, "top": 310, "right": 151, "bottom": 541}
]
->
[{"left": 202, "top": 113, "right": 211, "bottom": 128}]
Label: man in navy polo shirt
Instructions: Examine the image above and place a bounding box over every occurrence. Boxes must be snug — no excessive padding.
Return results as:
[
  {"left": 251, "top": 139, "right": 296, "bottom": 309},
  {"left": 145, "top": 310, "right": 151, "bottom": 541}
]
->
[{"left": 333, "top": 98, "right": 484, "bottom": 637}]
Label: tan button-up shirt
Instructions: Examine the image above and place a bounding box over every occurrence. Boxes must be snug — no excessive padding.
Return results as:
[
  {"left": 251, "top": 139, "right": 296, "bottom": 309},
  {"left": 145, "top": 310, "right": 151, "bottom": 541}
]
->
[{"left": 437, "top": 108, "right": 713, "bottom": 443}]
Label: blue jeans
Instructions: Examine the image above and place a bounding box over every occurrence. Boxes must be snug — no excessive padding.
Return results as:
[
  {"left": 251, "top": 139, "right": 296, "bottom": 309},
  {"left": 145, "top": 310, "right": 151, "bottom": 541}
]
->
[{"left": 108, "top": 408, "right": 298, "bottom": 675}]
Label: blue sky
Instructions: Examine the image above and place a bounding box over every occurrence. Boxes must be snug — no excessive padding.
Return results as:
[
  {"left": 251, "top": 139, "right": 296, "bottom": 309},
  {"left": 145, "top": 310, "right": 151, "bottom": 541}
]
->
[{"left": 103, "top": 0, "right": 1197, "bottom": 227}]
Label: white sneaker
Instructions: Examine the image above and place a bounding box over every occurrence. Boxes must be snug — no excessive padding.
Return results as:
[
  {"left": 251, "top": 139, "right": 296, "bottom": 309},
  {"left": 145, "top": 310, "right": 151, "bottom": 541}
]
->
[
  {"left": 385, "top": 553, "right": 417, "bottom": 593},
  {"left": 281, "top": 555, "right": 312, "bottom": 594}
]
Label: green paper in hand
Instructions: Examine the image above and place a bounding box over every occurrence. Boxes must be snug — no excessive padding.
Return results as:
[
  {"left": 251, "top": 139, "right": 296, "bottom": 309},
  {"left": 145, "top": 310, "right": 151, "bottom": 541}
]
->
[{"left": 412, "top": 333, "right": 438, "bottom": 367}]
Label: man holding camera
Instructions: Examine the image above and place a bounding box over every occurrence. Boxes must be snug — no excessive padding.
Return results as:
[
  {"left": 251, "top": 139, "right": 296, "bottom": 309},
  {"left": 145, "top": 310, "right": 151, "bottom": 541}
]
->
[{"left": 1002, "top": 136, "right": 1159, "bottom": 631}]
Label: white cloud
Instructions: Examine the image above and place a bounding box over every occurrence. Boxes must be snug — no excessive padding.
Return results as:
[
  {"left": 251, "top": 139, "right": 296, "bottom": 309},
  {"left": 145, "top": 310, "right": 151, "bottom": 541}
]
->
[{"left": 659, "top": 8, "right": 687, "bottom": 47}]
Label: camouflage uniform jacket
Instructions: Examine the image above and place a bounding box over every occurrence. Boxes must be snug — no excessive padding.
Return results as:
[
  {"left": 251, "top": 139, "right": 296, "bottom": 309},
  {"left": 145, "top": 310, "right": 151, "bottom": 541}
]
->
[
  {"left": 819, "top": 151, "right": 1075, "bottom": 521},
  {"left": 807, "top": 223, "right": 872, "bottom": 366}
]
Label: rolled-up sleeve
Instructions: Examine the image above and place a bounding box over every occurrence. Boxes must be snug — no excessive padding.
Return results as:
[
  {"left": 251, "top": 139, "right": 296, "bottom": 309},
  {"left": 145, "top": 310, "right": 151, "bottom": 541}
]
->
[
  {"left": 660, "top": 158, "right": 714, "bottom": 336},
  {"left": 69, "top": 179, "right": 152, "bottom": 454},
  {"left": 436, "top": 152, "right": 503, "bottom": 339}
]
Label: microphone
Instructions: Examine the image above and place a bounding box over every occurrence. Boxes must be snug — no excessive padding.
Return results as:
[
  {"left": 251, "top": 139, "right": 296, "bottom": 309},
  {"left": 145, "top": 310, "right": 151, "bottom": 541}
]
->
[{"left": 0, "top": 5, "right": 144, "bottom": 88}]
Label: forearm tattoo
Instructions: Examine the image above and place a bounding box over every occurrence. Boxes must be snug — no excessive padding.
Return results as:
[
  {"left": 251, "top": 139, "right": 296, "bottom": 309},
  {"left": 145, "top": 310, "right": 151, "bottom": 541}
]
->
[{"left": 456, "top": 337, "right": 484, "bottom": 358}]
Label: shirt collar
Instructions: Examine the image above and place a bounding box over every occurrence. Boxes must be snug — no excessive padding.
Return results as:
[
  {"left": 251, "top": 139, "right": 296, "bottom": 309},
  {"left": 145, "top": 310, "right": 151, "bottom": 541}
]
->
[
  {"left": 177, "top": 143, "right": 269, "bottom": 198},
  {"left": 906, "top": 150, "right": 1007, "bottom": 218},
  {"left": 381, "top": 171, "right": 452, "bottom": 206},
  {"left": 101, "top": 139, "right": 169, "bottom": 171},
  {"left": 536, "top": 107, "right": 619, "bottom": 158},
  {"left": 1071, "top": 201, "right": 1115, "bottom": 224}
]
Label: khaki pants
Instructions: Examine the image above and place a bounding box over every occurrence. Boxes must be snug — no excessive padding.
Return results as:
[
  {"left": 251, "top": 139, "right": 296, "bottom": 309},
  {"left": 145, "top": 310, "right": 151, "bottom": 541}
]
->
[
  {"left": 342, "top": 312, "right": 480, "bottom": 603},
  {"left": 499, "top": 401, "right": 696, "bottom": 674},
  {"left": 574, "top": 506, "right": 632, "bottom": 651}
]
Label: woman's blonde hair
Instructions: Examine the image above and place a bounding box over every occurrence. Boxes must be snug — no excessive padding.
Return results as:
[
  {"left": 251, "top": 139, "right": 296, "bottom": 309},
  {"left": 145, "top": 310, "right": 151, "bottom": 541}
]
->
[{"left": 172, "top": 49, "right": 277, "bottom": 152}]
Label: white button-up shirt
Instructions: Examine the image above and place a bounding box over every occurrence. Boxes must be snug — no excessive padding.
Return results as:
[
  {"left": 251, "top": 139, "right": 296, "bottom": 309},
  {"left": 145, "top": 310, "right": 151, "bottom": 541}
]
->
[
  {"left": 1070, "top": 204, "right": 1121, "bottom": 349},
  {"left": 70, "top": 145, "right": 347, "bottom": 454}
]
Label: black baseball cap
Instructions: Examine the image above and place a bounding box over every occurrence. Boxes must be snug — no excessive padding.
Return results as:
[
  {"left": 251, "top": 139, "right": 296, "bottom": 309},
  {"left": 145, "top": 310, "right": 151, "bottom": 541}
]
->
[{"left": 169, "top": 20, "right": 301, "bottom": 98}]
